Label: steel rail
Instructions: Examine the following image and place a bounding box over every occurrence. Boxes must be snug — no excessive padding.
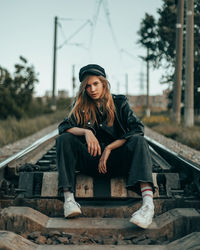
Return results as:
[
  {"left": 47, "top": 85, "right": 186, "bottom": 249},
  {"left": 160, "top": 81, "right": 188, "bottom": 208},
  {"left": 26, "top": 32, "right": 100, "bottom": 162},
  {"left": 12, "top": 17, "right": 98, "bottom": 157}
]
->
[
  {"left": 0, "top": 129, "right": 199, "bottom": 179},
  {"left": 0, "top": 129, "right": 58, "bottom": 170},
  {"left": 145, "top": 135, "right": 200, "bottom": 172}
]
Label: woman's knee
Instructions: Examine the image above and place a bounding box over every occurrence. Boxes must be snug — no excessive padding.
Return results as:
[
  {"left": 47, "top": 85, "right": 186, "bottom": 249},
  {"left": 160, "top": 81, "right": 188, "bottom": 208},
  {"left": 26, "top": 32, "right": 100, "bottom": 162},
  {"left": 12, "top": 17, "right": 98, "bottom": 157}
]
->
[
  {"left": 126, "top": 135, "right": 145, "bottom": 145},
  {"left": 125, "top": 135, "right": 148, "bottom": 151},
  {"left": 56, "top": 132, "right": 76, "bottom": 145}
]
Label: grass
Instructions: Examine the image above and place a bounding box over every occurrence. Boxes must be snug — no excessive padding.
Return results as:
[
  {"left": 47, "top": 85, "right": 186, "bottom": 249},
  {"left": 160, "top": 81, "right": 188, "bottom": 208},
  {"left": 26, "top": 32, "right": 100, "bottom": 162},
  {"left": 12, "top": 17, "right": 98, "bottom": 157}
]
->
[
  {"left": 142, "top": 115, "right": 200, "bottom": 151},
  {"left": 0, "top": 110, "right": 68, "bottom": 147},
  {"left": 1, "top": 111, "right": 200, "bottom": 151}
]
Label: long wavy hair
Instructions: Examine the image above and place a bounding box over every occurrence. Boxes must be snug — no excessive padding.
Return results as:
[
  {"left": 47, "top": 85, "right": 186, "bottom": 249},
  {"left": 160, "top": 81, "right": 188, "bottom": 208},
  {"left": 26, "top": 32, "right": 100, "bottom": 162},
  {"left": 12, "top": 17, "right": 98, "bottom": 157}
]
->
[{"left": 69, "top": 75, "right": 115, "bottom": 127}]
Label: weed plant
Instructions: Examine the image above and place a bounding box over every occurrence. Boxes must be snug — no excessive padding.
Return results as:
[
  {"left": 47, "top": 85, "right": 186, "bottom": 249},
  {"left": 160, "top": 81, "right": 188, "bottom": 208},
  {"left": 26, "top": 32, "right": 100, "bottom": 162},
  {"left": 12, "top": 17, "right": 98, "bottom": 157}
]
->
[
  {"left": 0, "top": 110, "right": 67, "bottom": 147},
  {"left": 142, "top": 115, "right": 200, "bottom": 151}
]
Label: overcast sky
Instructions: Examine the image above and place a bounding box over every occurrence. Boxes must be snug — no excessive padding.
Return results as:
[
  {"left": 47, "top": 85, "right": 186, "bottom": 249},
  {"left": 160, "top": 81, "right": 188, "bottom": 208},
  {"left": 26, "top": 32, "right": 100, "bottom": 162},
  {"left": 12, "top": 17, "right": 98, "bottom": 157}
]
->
[{"left": 0, "top": 0, "right": 168, "bottom": 97}]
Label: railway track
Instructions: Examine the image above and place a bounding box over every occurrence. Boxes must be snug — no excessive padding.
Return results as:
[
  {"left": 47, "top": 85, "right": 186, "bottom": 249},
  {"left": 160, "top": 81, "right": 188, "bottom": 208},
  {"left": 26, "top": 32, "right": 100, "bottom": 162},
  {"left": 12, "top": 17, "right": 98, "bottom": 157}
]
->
[{"left": 0, "top": 129, "right": 200, "bottom": 250}]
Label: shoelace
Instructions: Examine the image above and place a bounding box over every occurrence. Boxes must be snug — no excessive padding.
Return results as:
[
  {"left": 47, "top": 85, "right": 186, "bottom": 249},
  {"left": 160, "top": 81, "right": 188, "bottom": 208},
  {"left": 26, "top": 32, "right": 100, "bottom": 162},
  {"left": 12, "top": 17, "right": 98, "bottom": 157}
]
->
[
  {"left": 135, "top": 204, "right": 153, "bottom": 217},
  {"left": 139, "top": 205, "right": 149, "bottom": 216},
  {"left": 66, "top": 198, "right": 81, "bottom": 208}
]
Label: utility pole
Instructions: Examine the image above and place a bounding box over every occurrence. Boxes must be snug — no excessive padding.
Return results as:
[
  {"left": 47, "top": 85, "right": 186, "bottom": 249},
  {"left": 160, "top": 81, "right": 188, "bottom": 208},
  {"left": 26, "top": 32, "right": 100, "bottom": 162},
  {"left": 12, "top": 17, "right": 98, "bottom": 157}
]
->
[
  {"left": 125, "top": 73, "right": 128, "bottom": 96},
  {"left": 52, "top": 16, "right": 58, "bottom": 110},
  {"left": 146, "top": 48, "right": 150, "bottom": 117},
  {"left": 172, "top": 0, "right": 184, "bottom": 124},
  {"left": 139, "top": 68, "right": 145, "bottom": 95},
  {"left": 72, "top": 65, "right": 76, "bottom": 98},
  {"left": 184, "top": 0, "right": 194, "bottom": 127}
]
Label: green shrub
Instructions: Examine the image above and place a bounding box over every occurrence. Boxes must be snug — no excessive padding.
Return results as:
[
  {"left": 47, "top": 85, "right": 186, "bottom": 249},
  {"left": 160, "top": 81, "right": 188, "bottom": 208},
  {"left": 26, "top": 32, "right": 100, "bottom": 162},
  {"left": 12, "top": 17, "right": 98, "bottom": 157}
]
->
[
  {"left": 142, "top": 115, "right": 170, "bottom": 127},
  {"left": 142, "top": 114, "right": 200, "bottom": 150},
  {"left": 148, "top": 123, "right": 200, "bottom": 151},
  {"left": 151, "top": 124, "right": 180, "bottom": 139},
  {"left": 0, "top": 109, "right": 68, "bottom": 147},
  {"left": 176, "top": 127, "right": 200, "bottom": 150}
]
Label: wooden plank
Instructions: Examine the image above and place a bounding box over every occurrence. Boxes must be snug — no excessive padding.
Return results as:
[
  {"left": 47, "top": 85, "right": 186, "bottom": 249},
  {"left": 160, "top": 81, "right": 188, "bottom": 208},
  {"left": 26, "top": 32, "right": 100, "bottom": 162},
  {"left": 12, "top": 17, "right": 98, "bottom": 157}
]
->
[
  {"left": 39, "top": 172, "right": 166, "bottom": 198},
  {"left": 110, "top": 177, "right": 127, "bottom": 197},
  {"left": 75, "top": 174, "right": 93, "bottom": 198},
  {"left": 152, "top": 173, "right": 159, "bottom": 197},
  {"left": 127, "top": 189, "right": 140, "bottom": 198},
  {"left": 41, "top": 172, "right": 58, "bottom": 197}
]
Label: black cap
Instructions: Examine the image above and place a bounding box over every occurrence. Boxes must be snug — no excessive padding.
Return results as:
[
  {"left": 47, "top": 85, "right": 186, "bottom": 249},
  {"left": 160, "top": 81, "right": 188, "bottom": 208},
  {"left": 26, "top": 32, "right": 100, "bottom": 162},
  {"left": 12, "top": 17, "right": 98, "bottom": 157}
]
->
[{"left": 79, "top": 64, "right": 106, "bottom": 82}]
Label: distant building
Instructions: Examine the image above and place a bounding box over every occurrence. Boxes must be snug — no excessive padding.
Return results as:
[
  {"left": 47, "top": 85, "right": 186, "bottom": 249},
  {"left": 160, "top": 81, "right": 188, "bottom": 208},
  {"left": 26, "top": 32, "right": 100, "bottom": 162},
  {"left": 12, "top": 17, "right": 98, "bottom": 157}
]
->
[
  {"left": 42, "top": 90, "right": 69, "bottom": 104},
  {"left": 44, "top": 90, "right": 69, "bottom": 98},
  {"left": 57, "top": 90, "right": 69, "bottom": 98},
  {"left": 128, "top": 89, "right": 169, "bottom": 112},
  {"left": 44, "top": 90, "right": 52, "bottom": 98}
]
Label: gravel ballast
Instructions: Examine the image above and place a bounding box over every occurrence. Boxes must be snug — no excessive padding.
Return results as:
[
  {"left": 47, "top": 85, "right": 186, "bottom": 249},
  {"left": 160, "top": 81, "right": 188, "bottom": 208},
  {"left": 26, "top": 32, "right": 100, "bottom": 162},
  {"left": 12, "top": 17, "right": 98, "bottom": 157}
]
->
[
  {"left": 0, "top": 123, "right": 58, "bottom": 163},
  {"left": 145, "top": 126, "right": 200, "bottom": 166}
]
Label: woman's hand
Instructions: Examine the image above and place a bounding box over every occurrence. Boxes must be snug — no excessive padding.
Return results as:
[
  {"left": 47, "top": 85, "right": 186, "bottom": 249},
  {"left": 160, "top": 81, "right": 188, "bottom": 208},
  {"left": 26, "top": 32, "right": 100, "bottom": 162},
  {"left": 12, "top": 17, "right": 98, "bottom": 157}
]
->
[
  {"left": 98, "top": 146, "right": 111, "bottom": 174},
  {"left": 84, "top": 130, "right": 101, "bottom": 157}
]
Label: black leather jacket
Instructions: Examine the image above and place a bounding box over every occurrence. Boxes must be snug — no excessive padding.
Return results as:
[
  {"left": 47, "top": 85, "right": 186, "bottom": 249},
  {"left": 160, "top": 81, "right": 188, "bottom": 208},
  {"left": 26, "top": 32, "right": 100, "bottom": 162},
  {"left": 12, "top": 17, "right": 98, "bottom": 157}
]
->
[{"left": 58, "top": 94, "right": 144, "bottom": 140}]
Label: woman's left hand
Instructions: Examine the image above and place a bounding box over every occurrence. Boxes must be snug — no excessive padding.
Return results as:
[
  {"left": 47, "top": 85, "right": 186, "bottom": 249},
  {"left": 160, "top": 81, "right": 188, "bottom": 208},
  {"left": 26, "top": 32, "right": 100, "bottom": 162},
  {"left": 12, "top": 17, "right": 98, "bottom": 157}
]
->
[{"left": 98, "top": 146, "right": 111, "bottom": 174}]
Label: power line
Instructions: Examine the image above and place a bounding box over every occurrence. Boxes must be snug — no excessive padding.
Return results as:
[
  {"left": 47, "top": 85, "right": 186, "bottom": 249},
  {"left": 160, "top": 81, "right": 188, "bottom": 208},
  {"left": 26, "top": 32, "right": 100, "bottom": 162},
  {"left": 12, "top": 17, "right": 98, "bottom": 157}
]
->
[
  {"left": 89, "top": 0, "right": 103, "bottom": 49},
  {"left": 57, "top": 19, "right": 92, "bottom": 50},
  {"left": 57, "top": 22, "right": 67, "bottom": 42},
  {"left": 120, "top": 49, "right": 138, "bottom": 61},
  {"left": 57, "top": 21, "right": 89, "bottom": 50},
  {"left": 103, "top": 0, "right": 120, "bottom": 53},
  {"left": 59, "top": 17, "right": 90, "bottom": 22}
]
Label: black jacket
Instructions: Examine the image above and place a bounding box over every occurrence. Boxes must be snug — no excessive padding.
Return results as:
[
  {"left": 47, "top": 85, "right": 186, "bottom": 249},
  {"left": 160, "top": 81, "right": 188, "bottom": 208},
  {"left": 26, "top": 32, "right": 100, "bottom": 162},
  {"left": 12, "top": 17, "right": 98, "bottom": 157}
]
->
[{"left": 58, "top": 94, "right": 144, "bottom": 140}]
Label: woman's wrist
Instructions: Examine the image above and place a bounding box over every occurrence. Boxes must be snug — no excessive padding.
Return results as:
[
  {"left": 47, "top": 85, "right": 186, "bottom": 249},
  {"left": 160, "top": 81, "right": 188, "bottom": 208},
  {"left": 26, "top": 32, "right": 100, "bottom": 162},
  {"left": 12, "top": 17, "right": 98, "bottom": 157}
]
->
[
  {"left": 67, "top": 127, "right": 92, "bottom": 137},
  {"left": 105, "top": 145, "right": 112, "bottom": 151},
  {"left": 84, "top": 128, "right": 92, "bottom": 136},
  {"left": 106, "top": 139, "right": 126, "bottom": 151}
]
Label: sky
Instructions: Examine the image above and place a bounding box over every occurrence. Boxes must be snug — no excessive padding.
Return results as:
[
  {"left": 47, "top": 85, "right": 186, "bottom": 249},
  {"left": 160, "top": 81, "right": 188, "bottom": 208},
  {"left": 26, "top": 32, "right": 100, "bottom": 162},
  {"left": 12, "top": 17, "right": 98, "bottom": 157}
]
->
[{"left": 0, "top": 0, "right": 168, "bottom": 97}]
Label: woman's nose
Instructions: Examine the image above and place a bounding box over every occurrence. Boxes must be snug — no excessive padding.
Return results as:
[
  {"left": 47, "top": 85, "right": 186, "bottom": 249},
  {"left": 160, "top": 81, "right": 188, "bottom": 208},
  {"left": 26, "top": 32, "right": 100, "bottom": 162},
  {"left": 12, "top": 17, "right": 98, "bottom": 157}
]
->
[{"left": 91, "top": 85, "right": 95, "bottom": 91}]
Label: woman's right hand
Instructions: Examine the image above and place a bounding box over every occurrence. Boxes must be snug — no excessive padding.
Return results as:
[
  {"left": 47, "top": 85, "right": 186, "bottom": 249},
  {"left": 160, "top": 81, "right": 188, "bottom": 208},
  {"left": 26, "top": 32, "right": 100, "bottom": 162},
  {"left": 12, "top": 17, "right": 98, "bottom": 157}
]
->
[{"left": 84, "top": 129, "right": 101, "bottom": 157}]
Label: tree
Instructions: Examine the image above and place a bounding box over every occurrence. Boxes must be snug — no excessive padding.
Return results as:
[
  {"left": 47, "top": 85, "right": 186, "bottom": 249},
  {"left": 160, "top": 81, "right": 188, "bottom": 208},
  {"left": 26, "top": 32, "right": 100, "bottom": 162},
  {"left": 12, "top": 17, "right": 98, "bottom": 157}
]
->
[
  {"left": 12, "top": 56, "right": 39, "bottom": 113},
  {"left": 137, "top": 13, "right": 159, "bottom": 66},
  {"left": 0, "top": 56, "right": 39, "bottom": 119},
  {"left": 137, "top": 0, "right": 200, "bottom": 119},
  {"left": 137, "top": 14, "right": 158, "bottom": 116}
]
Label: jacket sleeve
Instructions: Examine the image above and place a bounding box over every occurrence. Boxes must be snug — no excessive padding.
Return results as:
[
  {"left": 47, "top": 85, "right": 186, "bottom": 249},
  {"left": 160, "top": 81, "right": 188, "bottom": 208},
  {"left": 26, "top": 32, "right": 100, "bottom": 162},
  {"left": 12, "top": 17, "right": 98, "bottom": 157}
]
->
[
  {"left": 58, "top": 113, "right": 96, "bottom": 135},
  {"left": 58, "top": 114, "right": 78, "bottom": 135},
  {"left": 120, "top": 97, "right": 144, "bottom": 139}
]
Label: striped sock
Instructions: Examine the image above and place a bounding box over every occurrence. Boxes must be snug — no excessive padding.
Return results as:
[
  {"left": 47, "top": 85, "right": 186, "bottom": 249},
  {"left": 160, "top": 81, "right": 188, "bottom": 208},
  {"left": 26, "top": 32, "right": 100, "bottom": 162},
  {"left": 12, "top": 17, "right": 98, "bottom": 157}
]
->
[{"left": 141, "top": 186, "right": 154, "bottom": 208}]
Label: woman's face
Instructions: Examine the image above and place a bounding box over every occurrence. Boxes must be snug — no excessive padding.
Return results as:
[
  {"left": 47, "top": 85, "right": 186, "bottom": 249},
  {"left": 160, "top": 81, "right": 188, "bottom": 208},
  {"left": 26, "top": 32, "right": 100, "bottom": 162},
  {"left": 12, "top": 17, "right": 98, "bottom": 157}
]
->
[{"left": 85, "top": 75, "right": 104, "bottom": 100}]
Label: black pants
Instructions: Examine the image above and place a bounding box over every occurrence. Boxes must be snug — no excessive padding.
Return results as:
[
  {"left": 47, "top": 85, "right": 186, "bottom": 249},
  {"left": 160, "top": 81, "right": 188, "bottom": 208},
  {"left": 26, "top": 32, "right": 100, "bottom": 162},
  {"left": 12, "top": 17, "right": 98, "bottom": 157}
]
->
[{"left": 56, "top": 132, "right": 154, "bottom": 195}]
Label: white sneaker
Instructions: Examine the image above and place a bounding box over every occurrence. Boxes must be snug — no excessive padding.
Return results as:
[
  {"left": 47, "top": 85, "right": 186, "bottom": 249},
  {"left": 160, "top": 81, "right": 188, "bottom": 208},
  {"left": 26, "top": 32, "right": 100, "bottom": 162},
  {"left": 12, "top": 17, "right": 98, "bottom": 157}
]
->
[
  {"left": 64, "top": 198, "right": 82, "bottom": 218},
  {"left": 130, "top": 204, "right": 154, "bottom": 229}
]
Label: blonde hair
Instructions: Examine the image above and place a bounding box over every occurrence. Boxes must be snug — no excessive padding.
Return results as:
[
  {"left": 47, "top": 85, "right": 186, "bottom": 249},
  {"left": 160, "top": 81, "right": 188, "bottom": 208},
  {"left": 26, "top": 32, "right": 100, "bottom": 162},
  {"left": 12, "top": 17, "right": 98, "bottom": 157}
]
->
[{"left": 69, "top": 75, "right": 115, "bottom": 127}]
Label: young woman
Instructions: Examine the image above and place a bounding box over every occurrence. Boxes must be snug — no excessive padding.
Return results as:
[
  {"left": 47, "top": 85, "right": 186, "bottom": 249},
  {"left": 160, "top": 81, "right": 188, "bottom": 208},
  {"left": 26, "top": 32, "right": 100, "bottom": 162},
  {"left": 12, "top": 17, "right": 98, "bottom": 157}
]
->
[{"left": 56, "top": 64, "right": 155, "bottom": 229}]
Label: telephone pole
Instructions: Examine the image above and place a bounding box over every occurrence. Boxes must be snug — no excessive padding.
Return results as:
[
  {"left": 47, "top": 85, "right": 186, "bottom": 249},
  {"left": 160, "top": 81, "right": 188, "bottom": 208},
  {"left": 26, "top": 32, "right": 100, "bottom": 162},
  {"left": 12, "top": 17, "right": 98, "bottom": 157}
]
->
[
  {"left": 146, "top": 48, "right": 150, "bottom": 117},
  {"left": 172, "top": 0, "right": 184, "bottom": 124},
  {"left": 184, "top": 0, "right": 194, "bottom": 127},
  {"left": 52, "top": 16, "right": 58, "bottom": 109}
]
